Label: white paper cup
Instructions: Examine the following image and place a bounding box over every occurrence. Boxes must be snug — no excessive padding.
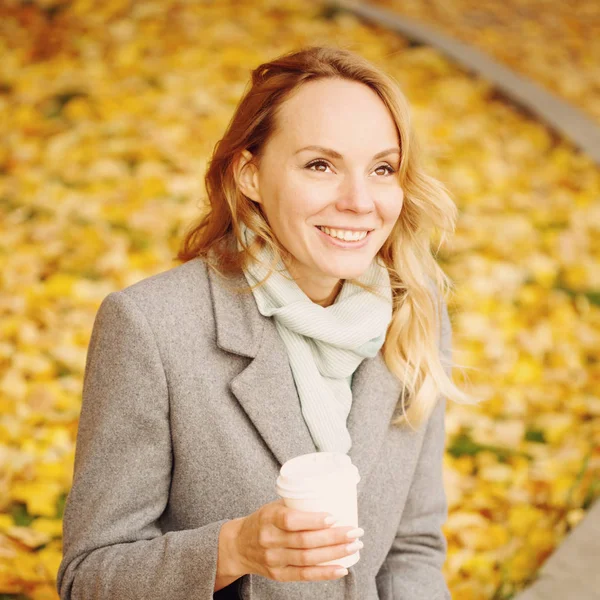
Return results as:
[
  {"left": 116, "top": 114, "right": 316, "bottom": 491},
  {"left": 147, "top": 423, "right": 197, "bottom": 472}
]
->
[{"left": 275, "top": 452, "right": 361, "bottom": 569}]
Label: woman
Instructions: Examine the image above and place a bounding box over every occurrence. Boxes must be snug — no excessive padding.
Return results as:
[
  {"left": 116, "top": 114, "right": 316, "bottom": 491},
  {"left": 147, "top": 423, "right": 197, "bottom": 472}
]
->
[{"left": 57, "top": 45, "right": 474, "bottom": 600}]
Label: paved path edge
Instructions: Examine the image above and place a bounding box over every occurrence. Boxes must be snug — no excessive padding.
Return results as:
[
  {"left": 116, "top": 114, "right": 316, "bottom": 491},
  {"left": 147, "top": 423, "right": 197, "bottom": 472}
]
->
[
  {"left": 328, "top": 0, "right": 600, "bottom": 165},
  {"left": 510, "top": 496, "right": 600, "bottom": 600}
]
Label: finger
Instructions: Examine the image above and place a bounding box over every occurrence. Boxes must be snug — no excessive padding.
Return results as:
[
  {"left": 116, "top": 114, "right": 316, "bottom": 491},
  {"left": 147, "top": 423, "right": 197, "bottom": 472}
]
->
[
  {"left": 278, "top": 564, "right": 349, "bottom": 582},
  {"left": 285, "top": 538, "right": 360, "bottom": 567},
  {"left": 284, "top": 525, "right": 363, "bottom": 549},
  {"left": 274, "top": 504, "right": 332, "bottom": 533}
]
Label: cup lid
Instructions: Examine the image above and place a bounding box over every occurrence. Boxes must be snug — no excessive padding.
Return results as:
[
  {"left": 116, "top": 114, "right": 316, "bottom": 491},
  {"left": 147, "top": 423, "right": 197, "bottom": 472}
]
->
[{"left": 275, "top": 452, "right": 360, "bottom": 499}]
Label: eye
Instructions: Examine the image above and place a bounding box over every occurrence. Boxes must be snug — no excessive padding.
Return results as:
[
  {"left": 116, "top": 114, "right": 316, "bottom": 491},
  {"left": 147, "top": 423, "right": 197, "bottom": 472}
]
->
[
  {"left": 305, "top": 159, "right": 331, "bottom": 172},
  {"left": 374, "top": 163, "right": 397, "bottom": 176}
]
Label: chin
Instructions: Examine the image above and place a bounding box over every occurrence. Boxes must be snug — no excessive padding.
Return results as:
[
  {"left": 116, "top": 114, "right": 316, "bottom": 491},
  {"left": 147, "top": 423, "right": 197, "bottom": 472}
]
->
[{"left": 321, "top": 261, "right": 374, "bottom": 281}]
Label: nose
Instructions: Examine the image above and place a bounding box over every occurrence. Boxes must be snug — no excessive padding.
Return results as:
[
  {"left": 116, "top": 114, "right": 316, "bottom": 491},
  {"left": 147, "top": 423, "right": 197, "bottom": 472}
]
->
[{"left": 335, "top": 174, "right": 376, "bottom": 215}]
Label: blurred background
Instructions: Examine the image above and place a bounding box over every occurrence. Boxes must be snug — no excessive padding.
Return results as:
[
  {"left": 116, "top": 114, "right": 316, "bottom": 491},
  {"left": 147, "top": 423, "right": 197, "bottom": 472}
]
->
[{"left": 0, "top": 1, "right": 598, "bottom": 599}]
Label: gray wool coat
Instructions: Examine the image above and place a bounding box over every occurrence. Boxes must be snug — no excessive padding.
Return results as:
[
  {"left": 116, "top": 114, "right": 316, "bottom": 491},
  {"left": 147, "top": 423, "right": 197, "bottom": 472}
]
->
[{"left": 57, "top": 255, "right": 453, "bottom": 600}]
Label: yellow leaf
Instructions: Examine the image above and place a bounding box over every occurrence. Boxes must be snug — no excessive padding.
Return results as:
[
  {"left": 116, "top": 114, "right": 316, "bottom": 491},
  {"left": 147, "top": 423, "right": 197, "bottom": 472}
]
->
[
  {"left": 11, "top": 481, "right": 62, "bottom": 517},
  {"left": 508, "top": 504, "right": 543, "bottom": 536},
  {"left": 10, "top": 550, "right": 47, "bottom": 581},
  {"left": 43, "top": 273, "right": 77, "bottom": 300},
  {"left": 566, "top": 508, "right": 585, "bottom": 529},
  {"left": 529, "top": 528, "right": 556, "bottom": 557},
  {"left": 459, "top": 553, "right": 498, "bottom": 580},
  {"left": 63, "top": 97, "right": 94, "bottom": 121},
  {"left": 6, "top": 525, "right": 51, "bottom": 549},
  {"left": 457, "top": 522, "right": 508, "bottom": 551},
  {"left": 30, "top": 518, "right": 63, "bottom": 538},
  {"left": 0, "top": 514, "right": 14, "bottom": 531},
  {"left": 506, "top": 548, "right": 539, "bottom": 582},
  {"left": 511, "top": 355, "right": 543, "bottom": 384}
]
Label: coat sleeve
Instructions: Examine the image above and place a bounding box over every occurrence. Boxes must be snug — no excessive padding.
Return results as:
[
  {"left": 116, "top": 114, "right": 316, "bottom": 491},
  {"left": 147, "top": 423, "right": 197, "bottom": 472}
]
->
[
  {"left": 375, "top": 291, "right": 452, "bottom": 600},
  {"left": 56, "top": 291, "right": 233, "bottom": 600}
]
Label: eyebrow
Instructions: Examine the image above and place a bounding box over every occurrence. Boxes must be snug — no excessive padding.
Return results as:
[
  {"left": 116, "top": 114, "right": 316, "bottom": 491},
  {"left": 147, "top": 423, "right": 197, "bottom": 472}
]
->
[{"left": 295, "top": 145, "right": 400, "bottom": 160}]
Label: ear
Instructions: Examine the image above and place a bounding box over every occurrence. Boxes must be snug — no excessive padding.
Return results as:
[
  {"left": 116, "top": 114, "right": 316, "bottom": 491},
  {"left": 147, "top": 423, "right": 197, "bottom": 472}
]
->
[{"left": 234, "top": 149, "right": 262, "bottom": 204}]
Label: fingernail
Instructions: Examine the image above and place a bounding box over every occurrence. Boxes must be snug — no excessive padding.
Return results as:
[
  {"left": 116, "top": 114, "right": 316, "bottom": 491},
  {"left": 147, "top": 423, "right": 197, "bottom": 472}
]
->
[
  {"left": 346, "top": 540, "right": 363, "bottom": 552},
  {"left": 334, "top": 568, "right": 348, "bottom": 576},
  {"left": 323, "top": 515, "right": 336, "bottom": 525},
  {"left": 346, "top": 527, "right": 364, "bottom": 539}
]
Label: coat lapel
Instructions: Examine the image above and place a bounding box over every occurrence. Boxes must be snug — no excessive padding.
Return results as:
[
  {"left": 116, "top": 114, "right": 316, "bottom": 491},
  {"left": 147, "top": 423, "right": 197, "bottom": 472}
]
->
[
  {"left": 347, "top": 351, "right": 404, "bottom": 499},
  {"left": 206, "top": 260, "right": 403, "bottom": 500}
]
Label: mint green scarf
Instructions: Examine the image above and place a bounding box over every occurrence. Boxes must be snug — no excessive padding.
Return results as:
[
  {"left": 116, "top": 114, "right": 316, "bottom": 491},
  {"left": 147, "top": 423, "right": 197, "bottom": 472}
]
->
[{"left": 239, "top": 223, "right": 393, "bottom": 453}]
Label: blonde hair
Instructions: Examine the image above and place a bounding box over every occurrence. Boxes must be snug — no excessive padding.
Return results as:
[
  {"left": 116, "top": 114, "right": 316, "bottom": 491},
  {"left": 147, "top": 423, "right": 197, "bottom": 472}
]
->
[{"left": 177, "top": 44, "right": 477, "bottom": 430}]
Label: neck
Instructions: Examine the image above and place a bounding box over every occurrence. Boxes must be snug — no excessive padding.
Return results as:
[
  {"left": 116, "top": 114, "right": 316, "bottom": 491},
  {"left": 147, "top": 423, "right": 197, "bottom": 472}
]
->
[
  {"left": 313, "top": 280, "right": 344, "bottom": 307},
  {"left": 284, "top": 258, "right": 343, "bottom": 307}
]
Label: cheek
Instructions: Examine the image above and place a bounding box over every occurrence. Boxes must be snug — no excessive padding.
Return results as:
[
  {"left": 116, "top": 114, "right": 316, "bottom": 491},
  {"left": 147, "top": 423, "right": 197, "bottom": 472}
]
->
[
  {"left": 268, "top": 191, "right": 320, "bottom": 247},
  {"left": 379, "top": 195, "right": 403, "bottom": 227},
  {"left": 281, "top": 189, "right": 327, "bottom": 222}
]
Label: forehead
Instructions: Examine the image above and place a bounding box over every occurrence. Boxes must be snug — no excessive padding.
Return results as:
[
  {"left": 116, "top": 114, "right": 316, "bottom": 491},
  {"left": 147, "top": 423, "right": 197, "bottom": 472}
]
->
[{"left": 272, "top": 78, "right": 399, "bottom": 152}]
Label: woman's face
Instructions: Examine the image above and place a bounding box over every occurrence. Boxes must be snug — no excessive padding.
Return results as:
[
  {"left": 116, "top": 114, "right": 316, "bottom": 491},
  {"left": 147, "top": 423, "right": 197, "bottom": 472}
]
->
[{"left": 236, "top": 77, "right": 404, "bottom": 305}]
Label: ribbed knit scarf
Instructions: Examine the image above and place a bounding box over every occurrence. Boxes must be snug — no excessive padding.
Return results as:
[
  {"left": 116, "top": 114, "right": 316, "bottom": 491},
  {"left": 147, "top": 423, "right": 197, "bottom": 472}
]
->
[{"left": 238, "top": 223, "right": 393, "bottom": 453}]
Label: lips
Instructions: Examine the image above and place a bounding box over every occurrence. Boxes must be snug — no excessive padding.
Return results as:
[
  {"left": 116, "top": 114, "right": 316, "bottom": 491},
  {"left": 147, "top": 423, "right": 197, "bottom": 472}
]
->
[
  {"left": 316, "top": 226, "right": 374, "bottom": 232},
  {"left": 314, "top": 225, "right": 372, "bottom": 248}
]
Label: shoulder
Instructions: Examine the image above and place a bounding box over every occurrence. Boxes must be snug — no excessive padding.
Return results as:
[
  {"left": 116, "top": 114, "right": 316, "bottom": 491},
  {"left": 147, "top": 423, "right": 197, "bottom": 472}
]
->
[
  {"left": 96, "top": 258, "right": 215, "bottom": 339},
  {"left": 119, "top": 257, "right": 210, "bottom": 310}
]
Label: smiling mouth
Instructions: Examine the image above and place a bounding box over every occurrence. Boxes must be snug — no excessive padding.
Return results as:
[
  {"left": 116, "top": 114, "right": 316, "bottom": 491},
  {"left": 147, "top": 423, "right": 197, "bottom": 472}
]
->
[{"left": 315, "top": 225, "right": 371, "bottom": 242}]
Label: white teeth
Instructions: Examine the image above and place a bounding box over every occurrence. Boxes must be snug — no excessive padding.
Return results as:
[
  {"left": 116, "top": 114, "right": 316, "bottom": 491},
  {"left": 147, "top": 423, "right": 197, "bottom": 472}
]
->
[{"left": 318, "top": 226, "right": 368, "bottom": 241}]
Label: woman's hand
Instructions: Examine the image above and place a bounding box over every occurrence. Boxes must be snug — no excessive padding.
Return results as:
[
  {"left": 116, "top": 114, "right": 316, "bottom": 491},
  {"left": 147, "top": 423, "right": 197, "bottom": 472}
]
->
[{"left": 231, "top": 498, "right": 364, "bottom": 582}]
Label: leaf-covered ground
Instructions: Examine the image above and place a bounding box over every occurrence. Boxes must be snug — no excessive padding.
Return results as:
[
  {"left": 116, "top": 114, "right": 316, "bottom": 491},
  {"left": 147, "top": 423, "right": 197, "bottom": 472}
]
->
[{"left": 0, "top": 1, "right": 598, "bottom": 599}]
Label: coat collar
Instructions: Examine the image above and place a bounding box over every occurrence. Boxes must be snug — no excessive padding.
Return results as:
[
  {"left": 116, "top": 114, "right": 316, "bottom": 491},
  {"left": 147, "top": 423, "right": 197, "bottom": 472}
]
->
[{"left": 206, "top": 259, "right": 404, "bottom": 501}]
